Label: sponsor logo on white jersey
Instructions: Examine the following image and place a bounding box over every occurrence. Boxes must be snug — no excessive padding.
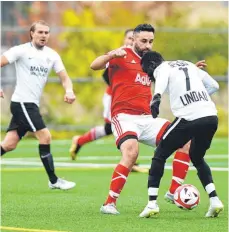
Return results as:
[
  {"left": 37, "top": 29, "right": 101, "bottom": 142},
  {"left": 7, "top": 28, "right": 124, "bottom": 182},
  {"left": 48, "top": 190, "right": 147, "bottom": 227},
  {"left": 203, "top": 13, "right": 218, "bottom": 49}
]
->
[
  {"left": 30, "top": 66, "right": 48, "bottom": 77},
  {"left": 135, "top": 73, "right": 151, "bottom": 86}
]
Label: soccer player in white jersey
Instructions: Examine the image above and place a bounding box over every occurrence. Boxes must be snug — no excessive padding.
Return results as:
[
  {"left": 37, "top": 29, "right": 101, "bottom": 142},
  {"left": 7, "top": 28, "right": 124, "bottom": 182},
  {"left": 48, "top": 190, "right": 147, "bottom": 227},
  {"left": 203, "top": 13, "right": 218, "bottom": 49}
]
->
[
  {"left": 0, "top": 20, "right": 76, "bottom": 190},
  {"left": 139, "top": 51, "right": 224, "bottom": 218},
  {"left": 90, "top": 24, "right": 208, "bottom": 215}
]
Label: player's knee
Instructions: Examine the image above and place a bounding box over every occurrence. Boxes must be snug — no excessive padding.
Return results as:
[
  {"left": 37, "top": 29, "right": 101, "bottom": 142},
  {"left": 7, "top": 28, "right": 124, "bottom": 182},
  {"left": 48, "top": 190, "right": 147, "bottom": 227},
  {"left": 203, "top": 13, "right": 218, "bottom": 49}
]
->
[
  {"left": 43, "top": 132, "right": 52, "bottom": 144},
  {"left": 1, "top": 142, "right": 17, "bottom": 152},
  {"left": 38, "top": 131, "right": 52, "bottom": 144},
  {"left": 125, "top": 149, "right": 138, "bottom": 161},
  {"left": 153, "top": 145, "right": 170, "bottom": 161},
  {"left": 121, "top": 143, "right": 138, "bottom": 163},
  {"left": 190, "top": 144, "right": 207, "bottom": 167},
  {"left": 104, "top": 123, "right": 112, "bottom": 135},
  {"left": 1, "top": 131, "right": 20, "bottom": 152}
]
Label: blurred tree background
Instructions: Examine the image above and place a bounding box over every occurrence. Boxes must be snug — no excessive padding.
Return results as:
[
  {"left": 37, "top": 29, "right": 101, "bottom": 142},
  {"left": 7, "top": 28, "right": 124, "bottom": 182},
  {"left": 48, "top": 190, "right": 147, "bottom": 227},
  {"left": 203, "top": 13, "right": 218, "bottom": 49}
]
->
[{"left": 1, "top": 1, "right": 228, "bottom": 137}]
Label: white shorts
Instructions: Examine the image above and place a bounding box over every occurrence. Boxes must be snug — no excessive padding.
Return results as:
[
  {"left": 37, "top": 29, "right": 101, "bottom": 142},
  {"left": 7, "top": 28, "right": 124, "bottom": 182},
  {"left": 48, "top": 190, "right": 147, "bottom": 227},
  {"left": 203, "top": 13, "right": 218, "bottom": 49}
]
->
[
  {"left": 111, "top": 113, "right": 170, "bottom": 148},
  {"left": 103, "top": 92, "right": 111, "bottom": 123}
]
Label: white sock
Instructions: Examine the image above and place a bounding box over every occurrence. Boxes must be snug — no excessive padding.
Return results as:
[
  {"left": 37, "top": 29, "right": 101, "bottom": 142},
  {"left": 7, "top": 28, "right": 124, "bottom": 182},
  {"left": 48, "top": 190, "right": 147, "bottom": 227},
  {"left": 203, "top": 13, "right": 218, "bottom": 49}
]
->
[
  {"left": 148, "top": 200, "right": 157, "bottom": 206},
  {"left": 210, "top": 196, "right": 219, "bottom": 202},
  {"left": 205, "top": 183, "right": 216, "bottom": 195}
]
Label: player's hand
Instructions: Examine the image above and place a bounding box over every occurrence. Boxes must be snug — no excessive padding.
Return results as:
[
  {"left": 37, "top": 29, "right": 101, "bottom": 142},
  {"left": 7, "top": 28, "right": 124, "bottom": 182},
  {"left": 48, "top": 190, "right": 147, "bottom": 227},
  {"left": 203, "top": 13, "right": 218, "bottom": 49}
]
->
[
  {"left": 150, "top": 94, "right": 161, "bottom": 118},
  {"left": 108, "top": 48, "right": 127, "bottom": 58},
  {"left": 64, "top": 90, "right": 76, "bottom": 104},
  {"left": 0, "top": 89, "right": 4, "bottom": 98},
  {"left": 195, "top": 60, "right": 207, "bottom": 69}
]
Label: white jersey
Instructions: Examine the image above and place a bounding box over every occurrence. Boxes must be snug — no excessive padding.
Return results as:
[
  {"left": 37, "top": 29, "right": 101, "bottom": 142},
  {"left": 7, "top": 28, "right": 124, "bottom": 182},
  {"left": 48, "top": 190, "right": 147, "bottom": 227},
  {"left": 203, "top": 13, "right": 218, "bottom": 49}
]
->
[
  {"left": 3, "top": 42, "right": 65, "bottom": 106},
  {"left": 153, "top": 60, "right": 219, "bottom": 121}
]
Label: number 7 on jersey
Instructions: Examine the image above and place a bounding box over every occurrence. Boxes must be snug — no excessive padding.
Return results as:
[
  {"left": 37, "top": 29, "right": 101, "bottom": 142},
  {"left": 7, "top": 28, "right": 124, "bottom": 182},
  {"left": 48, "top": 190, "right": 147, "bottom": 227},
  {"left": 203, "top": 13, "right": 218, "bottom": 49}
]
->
[{"left": 179, "top": 67, "right": 191, "bottom": 91}]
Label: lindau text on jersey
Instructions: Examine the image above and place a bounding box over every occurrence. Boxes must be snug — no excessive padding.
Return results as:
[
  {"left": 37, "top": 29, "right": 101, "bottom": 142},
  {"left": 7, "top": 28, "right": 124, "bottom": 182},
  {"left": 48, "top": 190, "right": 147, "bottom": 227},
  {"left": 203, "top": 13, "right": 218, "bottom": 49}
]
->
[{"left": 180, "top": 90, "right": 208, "bottom": 106}]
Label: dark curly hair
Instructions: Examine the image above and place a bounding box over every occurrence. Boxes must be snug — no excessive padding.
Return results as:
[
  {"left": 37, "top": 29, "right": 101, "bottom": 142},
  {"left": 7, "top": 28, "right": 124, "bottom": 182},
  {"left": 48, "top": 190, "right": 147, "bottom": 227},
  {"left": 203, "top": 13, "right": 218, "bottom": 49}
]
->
[
  {"left": 134, "top": 24, "right": 155, "bottom": 34},
  {"left": 141, "top": 51, "right": 164, "bottom": 82}
]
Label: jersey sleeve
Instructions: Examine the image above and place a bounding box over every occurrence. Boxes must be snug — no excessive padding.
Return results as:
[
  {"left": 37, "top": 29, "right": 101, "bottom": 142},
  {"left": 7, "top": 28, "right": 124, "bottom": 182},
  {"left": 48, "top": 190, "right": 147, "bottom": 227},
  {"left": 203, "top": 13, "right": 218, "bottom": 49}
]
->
[
  {"left": 153, "top": 63, "right": 170, "bottom": 96},
  {"left": 53, "top": 53, "right": 65, "bottom": 73},
  {"left": 3, "top": 45, "right": 24, "bottom": 64},
  {"left": 102, "top": 68, "right": 110, "bottom": 85},
  {"left": 107, "top": 57, "right": 115, "bottom": 67},
  {"left": 198, "top": 69, "right": 219, "bottom": 95},
  {"left": 105, "top": 52, "right": 115, "bottom": 68},
  {"left": 106, "top": 57, "right": 121, "bottom": 70}
]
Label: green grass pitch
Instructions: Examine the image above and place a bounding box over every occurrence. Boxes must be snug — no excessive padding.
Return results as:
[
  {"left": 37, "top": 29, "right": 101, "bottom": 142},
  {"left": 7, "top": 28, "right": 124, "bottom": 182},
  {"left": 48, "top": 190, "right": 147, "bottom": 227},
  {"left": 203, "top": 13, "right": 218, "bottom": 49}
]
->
[{"left": 1, "top": 138, "right": 228, "bottom": 232}]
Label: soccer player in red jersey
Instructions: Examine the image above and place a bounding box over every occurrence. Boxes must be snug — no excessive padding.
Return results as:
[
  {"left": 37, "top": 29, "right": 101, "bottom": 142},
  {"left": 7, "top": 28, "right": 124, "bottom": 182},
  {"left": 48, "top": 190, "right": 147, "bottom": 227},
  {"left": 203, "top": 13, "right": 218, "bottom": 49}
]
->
[
  {"left": 91, "top": 24, "right": 206, "bottom": 215},
  {"left": 69, "top": 29, "right": 148, "bottom": 173}
]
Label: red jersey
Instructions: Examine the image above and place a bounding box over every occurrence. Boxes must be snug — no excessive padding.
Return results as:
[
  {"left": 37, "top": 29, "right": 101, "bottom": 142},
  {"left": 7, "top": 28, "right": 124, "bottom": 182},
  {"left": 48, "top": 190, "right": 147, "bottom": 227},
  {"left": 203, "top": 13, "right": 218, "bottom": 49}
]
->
[
  {"left": 105, "top": 86, "right": 112, "bottom": 95},
  {"left": 108, "top": 48, "right": 152, "bottom": 117}
]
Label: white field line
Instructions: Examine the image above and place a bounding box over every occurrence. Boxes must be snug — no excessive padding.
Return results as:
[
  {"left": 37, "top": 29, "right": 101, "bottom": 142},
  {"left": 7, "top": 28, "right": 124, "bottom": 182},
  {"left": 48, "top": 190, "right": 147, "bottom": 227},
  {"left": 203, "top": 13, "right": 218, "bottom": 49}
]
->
[
  {"left": 12, "top": 140, "right": 112, "bottom": 145},
  {"left": 1, "top": 154, "right": 228, "bottom": 162},
  {"left": 0, "top": 226, "right": 68, "bottom": 232},
  {"left": 12, "top": 138, "right": 227, "bottom": 145},
  {"left": 0, "top": 160, "right": 228, "bottom": 171}
]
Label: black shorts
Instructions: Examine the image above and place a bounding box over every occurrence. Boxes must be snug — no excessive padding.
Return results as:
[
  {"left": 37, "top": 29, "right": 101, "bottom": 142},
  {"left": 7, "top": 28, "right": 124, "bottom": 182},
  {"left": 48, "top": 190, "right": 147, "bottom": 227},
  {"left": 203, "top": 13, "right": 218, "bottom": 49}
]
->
[
  {"left": 161, "top": 116, "right": 218, "bottom": 151},
  {"left": 155, "top": 116, "right": 218, "bottom": 163},
  {"left": 7, "top": 101, "right": 46, "bottom": 139}
]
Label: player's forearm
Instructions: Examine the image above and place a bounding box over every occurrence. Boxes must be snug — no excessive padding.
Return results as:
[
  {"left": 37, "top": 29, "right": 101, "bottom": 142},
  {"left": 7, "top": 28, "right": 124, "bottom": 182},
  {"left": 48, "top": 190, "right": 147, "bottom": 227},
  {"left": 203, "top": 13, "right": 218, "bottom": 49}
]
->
[
  {"left": 90, "top": 54, "right": 113, "bottom": 70},
  {"left": 57, "top": 70, "right": 74, "bottom": 92},
  {"left": 204, "top": 80, "right": 219, "bottom": 95},
  {"left": 62, "top": 78, "right": 74, "bottom": 93},
  {"left": 0, "top": 55, "right": 9, "bottom": 67},
  {"left": 202, "top": 74, "right": 219, "bottom": 95}
]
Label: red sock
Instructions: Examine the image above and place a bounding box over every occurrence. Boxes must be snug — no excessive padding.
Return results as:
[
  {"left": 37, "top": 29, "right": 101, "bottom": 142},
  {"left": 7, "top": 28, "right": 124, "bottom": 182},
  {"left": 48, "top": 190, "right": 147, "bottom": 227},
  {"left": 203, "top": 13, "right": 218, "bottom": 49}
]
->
[
  {"left": 78, "top": 126, "right": 107, "bottom": 146},
  {"left": 104, "top": 164, "right": 130, "bottom": 205},
  {"left": 169, "top": 152, "right": 191, "bottom": 194},
  {"left": 78, "top": 128, "right": 96, "bottom": 146}
]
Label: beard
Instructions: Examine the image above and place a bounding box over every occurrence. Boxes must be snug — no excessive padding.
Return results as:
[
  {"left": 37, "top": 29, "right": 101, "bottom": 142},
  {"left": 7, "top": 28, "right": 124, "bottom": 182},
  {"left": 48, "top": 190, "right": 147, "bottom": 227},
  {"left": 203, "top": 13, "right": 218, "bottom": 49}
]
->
[{"left": 134, "top": 45, "right": 150, "bottom": 57}]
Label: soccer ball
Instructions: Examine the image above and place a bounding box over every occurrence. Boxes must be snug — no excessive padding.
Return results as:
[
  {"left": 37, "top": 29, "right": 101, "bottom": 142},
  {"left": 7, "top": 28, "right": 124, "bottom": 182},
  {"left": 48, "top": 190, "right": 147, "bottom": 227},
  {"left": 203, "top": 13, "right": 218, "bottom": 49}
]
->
[{"left": 174, "top": 184, "right": 200, "bottom": 210}]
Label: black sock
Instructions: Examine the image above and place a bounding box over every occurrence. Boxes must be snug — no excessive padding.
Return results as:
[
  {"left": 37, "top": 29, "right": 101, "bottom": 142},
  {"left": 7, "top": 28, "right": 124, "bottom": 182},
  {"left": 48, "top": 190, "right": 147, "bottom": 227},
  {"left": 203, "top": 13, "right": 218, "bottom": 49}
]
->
[
  {"left": 195, "top": 160, "right": 217, "bottom": 197},
  {"left": 75, "top": 144, "right": 81, "bottom": 154},
  {"left": 209, "top": 191, "right": 217, "bottom": 198},
  {"left": 149, "top": 195, "right": 157, "bottom": 201},
  {"left": 39, "top": 144, "right": 58, "bottom": 184},
  {"left": 148, "top": 157, "right": 166, "bottom": 201},
  {"left": 1, "top": 146, "right": 6, "bottom": 156}
]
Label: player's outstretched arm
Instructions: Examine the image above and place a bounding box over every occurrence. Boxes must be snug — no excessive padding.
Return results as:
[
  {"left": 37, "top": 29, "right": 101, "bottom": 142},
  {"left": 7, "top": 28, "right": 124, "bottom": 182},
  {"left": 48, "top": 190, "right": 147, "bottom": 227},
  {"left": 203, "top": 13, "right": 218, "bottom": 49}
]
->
[
  {"left": 199, "top": 70, "right": 219, "bottom": 95},
  {"left": 0, "top": 55, "right": 9, "bottom": 67},
  {"left": 90, "top": 48, "right": 127, "bottom": 70},
  {"left": 90, "top": 54, "right": 113, "bottom": 70},
  {"left": 0, "top": 55, "right": 10, "bottom": 98},
  {"left": 57, "top": 70, "right": 76, "bottom": 104}
]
